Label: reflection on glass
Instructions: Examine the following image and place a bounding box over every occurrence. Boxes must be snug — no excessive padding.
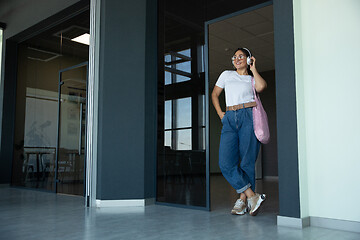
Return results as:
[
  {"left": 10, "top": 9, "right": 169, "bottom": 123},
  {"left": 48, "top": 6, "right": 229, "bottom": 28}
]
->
[
  {"left": 164, "top": 49, "right": 191, "bottom": 85},
  {"left": 175, "top": 49, "right": 191, "bottom": 83},
  {"left": 157, "top": 3, "right": 206, "bottom": 206},
  {"left": 200, "top": 128, "right": 205, "bottom": 150},
  {"left": 11, "top": 10, "right": 89, "bottom": 194},
  {"left": 164, "top": 100, "right": 171, "bottom": 129},
  {"left": 164, "top": 131, "right": 171, "bottom": 147},
  {"left": 165, "top": 71, "right": 171, "bottom": 85},
  {"left": 175, "top": 97, "right": 191, "bottom": 128},
  {"left": 57, "top": 66, "right": 87, "bottom": 196},
  {"left": 175, "top": 129, "right": 192, "bottom": 150}
]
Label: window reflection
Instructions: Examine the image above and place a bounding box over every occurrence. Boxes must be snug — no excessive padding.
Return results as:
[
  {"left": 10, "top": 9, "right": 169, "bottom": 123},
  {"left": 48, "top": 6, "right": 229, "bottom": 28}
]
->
[
  {"left": 157, "top": 15, "right": 207, "bottom": 206},
  {"left": 164, "top": 100, "right": 172, "bottom": 129},
  {"left": 175, "top": 129, "right": 192, "bottom": 150},
  {"left": 164, "top": 49, "right": 191, "bottom": 85},
  {"left": 164, "top": 97, "right": 192, "bottom": 150},
  {"left": 175, "top": 97, "right": 191, "bottom": 128}
]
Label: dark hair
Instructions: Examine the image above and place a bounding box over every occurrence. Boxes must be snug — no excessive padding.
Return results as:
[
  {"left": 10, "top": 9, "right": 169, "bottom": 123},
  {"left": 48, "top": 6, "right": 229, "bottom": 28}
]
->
[{"left": 233, "top": 48, "right": 253, "bottom": 76}]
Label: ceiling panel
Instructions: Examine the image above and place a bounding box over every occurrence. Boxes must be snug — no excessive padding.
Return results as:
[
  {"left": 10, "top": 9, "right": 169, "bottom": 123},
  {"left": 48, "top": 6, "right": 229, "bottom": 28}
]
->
[
  {"left": 258, "top": 32, "right": 274, "bottom": 44},
  {"left": 208, "top": 5, "right": 275, "bottom": 78},
  {"left": 210, "top": 27, "right": 255, "bottom": 44},
  {"left": 208, "top": 34, "right": 237, "bottom": 52},
  {"left": 209, "top": 51, "right": 233, "bottom": 66},
  {"left": 225, "top": 11, "right": 267, "bottom": 28},
  {"left": 236, "top": 36, "right": 269, "bottom": 50},
  {"left": 242, "top": 21, "right": 273, "bottom": 36},
  {"left": 254, "top": 5, "right": 274, "bottom": 21}
]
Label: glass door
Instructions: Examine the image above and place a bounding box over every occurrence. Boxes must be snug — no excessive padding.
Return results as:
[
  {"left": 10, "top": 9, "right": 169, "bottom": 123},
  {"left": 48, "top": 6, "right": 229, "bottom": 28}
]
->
[
  {"left": 157, "top": 0, "right": 209, "bottom": 210},
  {"left": 56, "top": 63, "right": 88, "bottom": 196}
]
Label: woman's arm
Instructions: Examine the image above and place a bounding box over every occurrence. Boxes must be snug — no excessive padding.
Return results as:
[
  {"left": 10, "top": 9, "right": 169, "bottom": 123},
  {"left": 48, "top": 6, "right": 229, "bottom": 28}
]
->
[
  {"left": 211, "top": 86, "right": 225, "bottom": 120},
  {"left": 250, "top": 56, "right": 267, "bottom": 93}
]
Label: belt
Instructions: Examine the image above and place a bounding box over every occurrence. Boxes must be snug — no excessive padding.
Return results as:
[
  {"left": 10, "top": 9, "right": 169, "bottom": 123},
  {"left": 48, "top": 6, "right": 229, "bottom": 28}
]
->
[{"left": 226, "top": 102, "right": 257, "bottom": 111}]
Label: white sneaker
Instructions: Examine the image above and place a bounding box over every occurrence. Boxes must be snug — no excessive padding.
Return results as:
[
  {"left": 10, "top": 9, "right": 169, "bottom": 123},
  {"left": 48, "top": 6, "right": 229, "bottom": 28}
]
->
[
  {"left": 231, "top": 198, "right": 247, "bottom": 215},
  {"left": 247, "top": 193, "right": 266, "bottom": 216}
]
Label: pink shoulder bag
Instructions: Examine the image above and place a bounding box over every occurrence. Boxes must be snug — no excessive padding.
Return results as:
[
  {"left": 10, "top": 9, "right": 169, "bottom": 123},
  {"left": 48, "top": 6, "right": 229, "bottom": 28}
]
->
[{"left": 252, "top": 78, "right": 270, "bottom": 144}]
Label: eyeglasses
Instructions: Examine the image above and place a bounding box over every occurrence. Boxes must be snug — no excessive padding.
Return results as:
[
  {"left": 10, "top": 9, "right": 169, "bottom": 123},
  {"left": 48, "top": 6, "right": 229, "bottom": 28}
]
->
[{"left": 231, "top": 55, "right": 246, "bottom": 61}]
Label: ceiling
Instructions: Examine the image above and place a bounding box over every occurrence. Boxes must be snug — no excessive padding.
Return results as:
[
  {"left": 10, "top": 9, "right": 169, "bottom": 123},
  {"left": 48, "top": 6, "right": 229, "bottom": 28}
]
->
[
  {"left": 24, "top": 9, "right": 90, "bottom": 60},
  {"left": 208, "top": 5, "right": 274, "bottom": 85}
]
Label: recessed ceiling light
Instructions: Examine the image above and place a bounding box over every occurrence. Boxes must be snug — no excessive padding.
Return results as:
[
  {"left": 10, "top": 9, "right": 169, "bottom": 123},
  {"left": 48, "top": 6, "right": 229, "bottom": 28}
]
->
[{"left": 71, "top": 33, "right": 90, "bottom": 45}]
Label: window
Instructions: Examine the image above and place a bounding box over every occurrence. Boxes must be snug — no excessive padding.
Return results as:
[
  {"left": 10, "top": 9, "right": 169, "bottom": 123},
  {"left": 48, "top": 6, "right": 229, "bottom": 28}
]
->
[
  {"left": 164, "top": 49, "right": 191, "bottom": 85},
  {"left": 164, "top": 97, "right": 192, "bottom": 150}
]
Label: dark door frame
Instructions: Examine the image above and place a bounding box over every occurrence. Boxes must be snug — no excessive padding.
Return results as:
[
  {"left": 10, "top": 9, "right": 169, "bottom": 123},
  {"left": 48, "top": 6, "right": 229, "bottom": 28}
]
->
[
  {"left": 204, "top": 0, "right": 301, "bottom": 218},
  {"left": 56, "top": 61, "right": 89, "bottom": 195}
]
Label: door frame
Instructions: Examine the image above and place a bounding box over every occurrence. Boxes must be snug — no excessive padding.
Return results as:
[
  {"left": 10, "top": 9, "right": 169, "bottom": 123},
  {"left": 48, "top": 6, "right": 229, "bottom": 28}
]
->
[
  {"left": 56, "top": 61, "right": 89, "bottom": 195},
  {"left": 204, "top": 0, "right": 302, "bottom": 219},
  {"left": 204, "top": 1, "right": 273, "bottom": 211}
]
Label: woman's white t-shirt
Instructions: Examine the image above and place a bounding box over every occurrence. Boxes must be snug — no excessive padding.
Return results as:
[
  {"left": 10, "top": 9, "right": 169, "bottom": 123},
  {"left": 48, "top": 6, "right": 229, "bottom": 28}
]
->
[{"left": 215, "top": 70, "right": 255, "bottom": 107}]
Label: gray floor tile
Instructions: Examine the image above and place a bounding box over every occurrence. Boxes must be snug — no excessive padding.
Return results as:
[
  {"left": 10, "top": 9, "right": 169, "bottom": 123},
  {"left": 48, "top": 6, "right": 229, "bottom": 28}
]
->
[{"left": 0, "top": 181, "right": 359, "bottom": 240}]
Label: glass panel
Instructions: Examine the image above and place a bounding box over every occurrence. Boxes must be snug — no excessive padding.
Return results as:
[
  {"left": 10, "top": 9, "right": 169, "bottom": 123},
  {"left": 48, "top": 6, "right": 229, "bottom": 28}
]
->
[
  {"left": 11, "top": 10, "right": 89, "bottom": 193},
  {"left": 164, "top": 131, "right": 171, "bottom": 148},
  {"left": 165, "top": 71, "right": 171, "bottom": 85},
  {"left": 157, "top": 0, "right": 207, "bottom": 208},
  {"left": 57, "top": 65, "right": 87, "bottom": 196},
  {"left": 175, "top": 58, "right": 191, "bottom": 83},
  {"left": 164, "top": 50, "right": 191, "bottom": 84},
  {"left": 175, "top": 75, "right": 191, "bottom": 83},
  {"left": 164, "top": 100, "right": 171, "bottom": 129},
  {"left": 175, "top": 129, "right": 191, "bottom": 150},
  {"left": 164, "top": 55, "right": 172, "bottom": 85},
  {"left": 175, "top": 97, "right": 191, "bottom": 128},
  {"left": 175, "top": 49, "right": 191, "bottom": 83}
]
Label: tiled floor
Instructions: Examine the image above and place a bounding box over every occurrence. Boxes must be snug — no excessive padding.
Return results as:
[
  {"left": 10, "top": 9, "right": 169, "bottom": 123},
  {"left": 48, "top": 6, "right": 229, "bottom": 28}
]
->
[{"left": 0, "top": 181, "right": 359, "bottom": 240}]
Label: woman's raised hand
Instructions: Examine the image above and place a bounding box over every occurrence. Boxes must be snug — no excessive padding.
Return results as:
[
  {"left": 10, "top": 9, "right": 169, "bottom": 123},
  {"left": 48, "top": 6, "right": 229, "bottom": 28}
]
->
[{"left": 249, "top": 56, "right": 256, "bottom": 72}]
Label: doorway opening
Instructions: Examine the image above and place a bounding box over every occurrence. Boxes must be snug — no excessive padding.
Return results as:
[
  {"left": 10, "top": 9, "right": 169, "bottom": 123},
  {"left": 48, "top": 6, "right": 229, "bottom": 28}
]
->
[
  {"left": 10, "top": 8, "right": 90, "bottom": 196},
  {"left": 207, "top": 4, "right": 279, "bottom": 213}
]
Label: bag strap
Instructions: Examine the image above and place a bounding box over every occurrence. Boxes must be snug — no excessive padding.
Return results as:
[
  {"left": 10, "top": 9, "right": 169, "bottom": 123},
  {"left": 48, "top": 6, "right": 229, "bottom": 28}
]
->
[{"left": 251, "top": 77, "right": 257, "bottom": 96}]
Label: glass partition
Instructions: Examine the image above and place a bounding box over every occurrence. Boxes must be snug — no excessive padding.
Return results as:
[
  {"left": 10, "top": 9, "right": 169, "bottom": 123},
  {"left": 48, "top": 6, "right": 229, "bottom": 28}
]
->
[
  {"left": 11, "top": 10, "right": 89, "bottom": 193},
  {"left": 57, "top": 64, "right": 87, "bottom": 195},
  {"left": 157, "top": 0, "right": 207, "bottom": 207}
]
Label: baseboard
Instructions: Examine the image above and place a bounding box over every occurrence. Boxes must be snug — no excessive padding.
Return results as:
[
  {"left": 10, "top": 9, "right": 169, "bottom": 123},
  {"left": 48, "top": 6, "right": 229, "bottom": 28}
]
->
[
  {"left": 310, "top": 217, "right": 360, "bottom": 233},
  {"left": 95, "top": 198, "right": 155, "bottom": 207},
  {"left": 277, "top": 215, "right": 360, "bottom": 233},
  {"left": 277, "top": 216, "right": 310, "bottom": 229},
  {"left": 0, "top": 184, "right": 10, "bottom": 188}
]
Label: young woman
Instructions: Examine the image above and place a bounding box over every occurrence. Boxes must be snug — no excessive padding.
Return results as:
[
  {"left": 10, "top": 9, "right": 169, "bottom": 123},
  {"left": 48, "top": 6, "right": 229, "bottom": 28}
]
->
[{"left": 211, "top": 48, "right": 267, "bottom": 216}]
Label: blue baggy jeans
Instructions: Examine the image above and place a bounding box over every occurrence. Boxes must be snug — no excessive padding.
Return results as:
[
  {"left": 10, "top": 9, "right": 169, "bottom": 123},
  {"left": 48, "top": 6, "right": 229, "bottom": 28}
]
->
[{"left": 219, "top": 107, "right": 260, "bottom": 193}]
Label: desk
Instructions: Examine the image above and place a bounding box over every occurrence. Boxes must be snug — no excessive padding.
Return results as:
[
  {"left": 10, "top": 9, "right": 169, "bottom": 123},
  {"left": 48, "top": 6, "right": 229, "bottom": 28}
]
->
[{"left": 23, "top": 147, "right": 56, "bottom": 185}]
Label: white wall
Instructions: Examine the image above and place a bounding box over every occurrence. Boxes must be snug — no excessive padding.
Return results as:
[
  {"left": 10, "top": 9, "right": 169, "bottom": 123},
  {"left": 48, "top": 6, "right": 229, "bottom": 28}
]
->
[{"left": 294, "top": 0, "right": 360, "bottom": 222}]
